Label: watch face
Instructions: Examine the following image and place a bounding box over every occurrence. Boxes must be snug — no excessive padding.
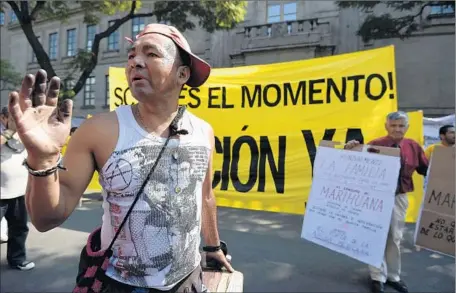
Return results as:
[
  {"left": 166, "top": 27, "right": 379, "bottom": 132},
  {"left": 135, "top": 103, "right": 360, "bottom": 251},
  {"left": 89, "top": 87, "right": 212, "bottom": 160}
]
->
[
  {"left": 6, "top": 138, "right": 25, "bottom": 153},
  {"left": 220, "top": 241, "right": 227, "bottom": 254}
]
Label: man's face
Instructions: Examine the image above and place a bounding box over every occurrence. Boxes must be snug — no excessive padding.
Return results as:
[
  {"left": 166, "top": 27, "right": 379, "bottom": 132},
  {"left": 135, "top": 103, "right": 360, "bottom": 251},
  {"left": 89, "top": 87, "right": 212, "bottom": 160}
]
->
[
  {"left": 151, "top": 182, "right": 168, "bottom": 202},
  {"left": 125, "top": 34, "right": 186, "bottom": 101},
  {"left": 385, "top": 118, "right": 408, "bottom": 141},
  {"left": 441, "top": 127, "right": 455, "bottom": 145}
]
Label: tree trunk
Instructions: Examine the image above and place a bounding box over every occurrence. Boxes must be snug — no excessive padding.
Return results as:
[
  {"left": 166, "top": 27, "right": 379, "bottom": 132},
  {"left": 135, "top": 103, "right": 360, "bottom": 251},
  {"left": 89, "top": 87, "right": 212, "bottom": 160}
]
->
[
  {"left": 19, "top": 20, "right": 57, "bottom": 79},
  {"left": 7, "top": 1, "right": 57, "bottom": 79},
  {"left": 69, "top": 1, "right": 151, "bottom": 100}
]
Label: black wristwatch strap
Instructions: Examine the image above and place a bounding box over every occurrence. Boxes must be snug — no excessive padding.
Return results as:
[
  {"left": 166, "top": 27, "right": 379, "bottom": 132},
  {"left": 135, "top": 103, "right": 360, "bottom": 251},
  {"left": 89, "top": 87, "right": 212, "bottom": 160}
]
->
[{"left": 203, "top": 245, "right": 221, "bottom": 252}]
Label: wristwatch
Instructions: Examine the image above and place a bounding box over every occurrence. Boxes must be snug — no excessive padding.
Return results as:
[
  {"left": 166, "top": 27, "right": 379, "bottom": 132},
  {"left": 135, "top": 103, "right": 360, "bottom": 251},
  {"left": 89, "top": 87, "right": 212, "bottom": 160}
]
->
[
  {"left": 203, "top": 241, "right": 228, "bottom": 254},
  {"left": 202, "top": 245, "right": 221, "bottom": 252}
]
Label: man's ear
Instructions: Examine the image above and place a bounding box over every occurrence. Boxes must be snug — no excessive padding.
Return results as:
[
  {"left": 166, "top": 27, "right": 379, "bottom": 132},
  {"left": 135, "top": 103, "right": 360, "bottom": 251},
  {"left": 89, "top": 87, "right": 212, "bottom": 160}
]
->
[{"left": 177, "top": 66, "right": 191, "bottom": 85}]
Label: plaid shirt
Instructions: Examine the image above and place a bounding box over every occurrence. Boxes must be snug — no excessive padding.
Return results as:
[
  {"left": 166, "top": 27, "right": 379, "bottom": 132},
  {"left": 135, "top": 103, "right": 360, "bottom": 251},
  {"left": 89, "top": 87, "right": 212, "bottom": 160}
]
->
[{"left": 369, "top": 136, "right": 429, "bottom": 194}]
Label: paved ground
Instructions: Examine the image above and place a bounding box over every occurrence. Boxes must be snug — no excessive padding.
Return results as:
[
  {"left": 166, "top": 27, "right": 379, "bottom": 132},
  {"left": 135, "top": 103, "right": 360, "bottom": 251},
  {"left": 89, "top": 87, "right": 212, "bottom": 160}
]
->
[{"left": 1, "top": 195, "right": 454, "bottom": 292}]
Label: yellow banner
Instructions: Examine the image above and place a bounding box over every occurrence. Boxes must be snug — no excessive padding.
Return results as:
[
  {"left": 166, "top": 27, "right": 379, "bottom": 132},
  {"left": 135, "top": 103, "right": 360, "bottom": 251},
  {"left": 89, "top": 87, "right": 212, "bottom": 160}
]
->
[
  {"left": 62, "top": 114, "right": 102, "bottom": 193},
  {"left": 105, "top": 45, "right": 412, "bottom": 217}
]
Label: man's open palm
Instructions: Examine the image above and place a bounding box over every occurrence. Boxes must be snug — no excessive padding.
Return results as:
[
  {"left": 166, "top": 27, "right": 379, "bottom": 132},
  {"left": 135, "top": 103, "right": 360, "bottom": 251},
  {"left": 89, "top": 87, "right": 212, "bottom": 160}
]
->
[{"left": 8, "top": 69, "right": 73, "bottom": 160}]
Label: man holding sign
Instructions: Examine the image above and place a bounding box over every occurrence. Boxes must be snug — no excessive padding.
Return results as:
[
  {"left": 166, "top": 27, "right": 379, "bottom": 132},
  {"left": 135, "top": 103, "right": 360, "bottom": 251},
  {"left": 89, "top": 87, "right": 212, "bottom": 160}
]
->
[
  {"left": 345, "top": 111, "right": 429, "bottom": 293},
  {"left": 8, "top": 23, "right": 232, "bottom": 292}
]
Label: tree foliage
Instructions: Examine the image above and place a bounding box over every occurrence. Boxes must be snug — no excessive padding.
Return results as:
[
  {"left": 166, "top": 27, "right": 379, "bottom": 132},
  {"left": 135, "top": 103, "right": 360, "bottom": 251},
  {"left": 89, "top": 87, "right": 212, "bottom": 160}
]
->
[
  {"left": 337, "top": 1, "right": 455, "bottom": 42},
  {"left": 4, "top": 1, "right": 247, "bottom": 100},
  {"left": 0, "top": 59, "right": 22, "bottom": 91}
]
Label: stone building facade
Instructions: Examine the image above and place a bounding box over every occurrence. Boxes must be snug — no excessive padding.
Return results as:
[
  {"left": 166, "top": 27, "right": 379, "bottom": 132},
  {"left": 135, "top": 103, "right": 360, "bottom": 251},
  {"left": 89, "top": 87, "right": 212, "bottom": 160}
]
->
[{"left": 0, "top": 1, "right": 454, "bottom": 119}]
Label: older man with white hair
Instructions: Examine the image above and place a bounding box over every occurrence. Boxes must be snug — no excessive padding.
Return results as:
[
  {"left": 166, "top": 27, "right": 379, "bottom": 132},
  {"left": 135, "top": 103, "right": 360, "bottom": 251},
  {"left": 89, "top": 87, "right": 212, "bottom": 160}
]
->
[{"left": 345, "top": 111, "right": 429, "bottom": 293}]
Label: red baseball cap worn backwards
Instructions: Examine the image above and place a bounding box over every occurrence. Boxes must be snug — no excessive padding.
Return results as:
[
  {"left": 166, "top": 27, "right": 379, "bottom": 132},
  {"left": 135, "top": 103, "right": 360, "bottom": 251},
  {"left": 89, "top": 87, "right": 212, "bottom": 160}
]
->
[{"left": 126, "top": 23, "right": 211, "bottom": 88}]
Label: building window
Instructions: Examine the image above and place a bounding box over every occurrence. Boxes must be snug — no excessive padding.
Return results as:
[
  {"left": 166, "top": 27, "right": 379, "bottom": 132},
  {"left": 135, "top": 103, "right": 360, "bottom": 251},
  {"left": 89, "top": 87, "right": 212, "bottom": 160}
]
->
[
  {"left": 283, "top": 2, "right": 297, "bottom": 21},
  {"left": 132, "top": 17, "right": 146, "bottom": 38},
  {"left": 84, "top": 76, "right": 96, "bottom": 106},
  {"left": 0, "top": 12, "right": 5, "bottom": 25},
  {"left": 105, "top": 75, "right": 109, "bottom": 106},
  {"left": 49, "top": 32, "right": 58, "bottom": 60},
  {"left": 67, "top": 29, "right": 76, "bottom": 57},
  {"left": 267, "top": 2, "right": 297, "bottom": 23},
  {"left": 31, "top": 36, "right": 40, "bottom": 62},
  {"left": 9, "top": 10, "right": 17, "bottom": 23},
  {"left": 430, "top": 4, "right": 455, "bottom": 15},
  {"left": 87, "top": 25, "right": 96, "bottom": 51},
  {"left": 267, "top": 4, "right": 281, "bottom": 23},
  {"left": 108, "top": 20, "right": 119, "bottom": 51}
]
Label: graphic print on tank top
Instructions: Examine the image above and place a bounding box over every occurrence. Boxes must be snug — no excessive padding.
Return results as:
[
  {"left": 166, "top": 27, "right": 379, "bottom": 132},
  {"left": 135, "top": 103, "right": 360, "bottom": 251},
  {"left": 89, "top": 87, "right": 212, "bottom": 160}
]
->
[{"left": 101, "top": 140, "right": 210, "bottom": 287}]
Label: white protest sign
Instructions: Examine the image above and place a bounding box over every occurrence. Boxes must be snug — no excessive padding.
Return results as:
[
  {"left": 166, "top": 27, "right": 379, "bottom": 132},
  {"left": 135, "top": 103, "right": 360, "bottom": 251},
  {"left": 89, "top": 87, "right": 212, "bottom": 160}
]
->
[{"left": 301, "top": 142, "right": 400, "bottom": 268}]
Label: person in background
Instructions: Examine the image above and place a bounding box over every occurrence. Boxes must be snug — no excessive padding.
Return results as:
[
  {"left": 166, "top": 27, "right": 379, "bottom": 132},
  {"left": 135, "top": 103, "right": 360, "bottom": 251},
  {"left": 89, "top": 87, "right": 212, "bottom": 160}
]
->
[
  {"left": 1, "top": 106, "right": 9, "bottom": 243},
  {"left": 0, "top": 106, "right": 35, "bottom": 270},
  {"left": 424, "top": 124, "right": 455, "bottom": 160},
  {"left": 345, "top": 111, "right": 428, "bottom": 293},
  {"left": 0, "top": 106, "right": 8, "bottom": 133}
]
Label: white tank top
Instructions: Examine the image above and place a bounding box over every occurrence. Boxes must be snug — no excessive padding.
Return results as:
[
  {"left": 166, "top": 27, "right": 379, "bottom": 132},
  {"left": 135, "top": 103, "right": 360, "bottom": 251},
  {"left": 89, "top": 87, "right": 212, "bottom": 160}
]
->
[
  {"left": 1, "top": 135, "right": 28, "bottom": 200},
  {"left": 99, "top": 105, "right": 211, "bottom": 289}
]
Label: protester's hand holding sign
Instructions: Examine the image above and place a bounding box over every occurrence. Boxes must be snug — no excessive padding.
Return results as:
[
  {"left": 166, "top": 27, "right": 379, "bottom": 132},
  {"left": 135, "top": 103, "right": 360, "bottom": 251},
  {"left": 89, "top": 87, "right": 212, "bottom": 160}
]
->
[
  {"left": 8, "top": 69, "right": 72, "bottom": 170},
  {"left": 205, "top": 250, "right": 234, "bottom": 273},
  {"left": 344, "top": 139, "right": 361, "bottom": 150}
]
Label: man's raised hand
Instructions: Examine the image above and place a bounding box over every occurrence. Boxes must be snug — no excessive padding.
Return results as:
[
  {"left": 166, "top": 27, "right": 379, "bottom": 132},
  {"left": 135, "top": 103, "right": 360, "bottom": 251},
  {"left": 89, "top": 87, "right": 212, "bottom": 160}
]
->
[{"left": 8, "top": 69, "right": 73, "bottom": 169}]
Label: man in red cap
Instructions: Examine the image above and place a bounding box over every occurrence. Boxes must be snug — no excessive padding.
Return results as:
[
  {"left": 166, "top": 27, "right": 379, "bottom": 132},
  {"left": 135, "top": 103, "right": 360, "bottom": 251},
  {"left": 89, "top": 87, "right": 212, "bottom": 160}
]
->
[{"left": 8, "top": 23, "right": 232, "bottom": 292}]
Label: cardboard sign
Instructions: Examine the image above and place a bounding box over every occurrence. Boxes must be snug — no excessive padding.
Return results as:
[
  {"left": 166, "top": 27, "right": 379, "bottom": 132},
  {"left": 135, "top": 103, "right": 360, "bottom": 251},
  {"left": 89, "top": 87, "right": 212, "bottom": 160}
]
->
[
  {"left": 301, "top": 141, "right": 400, "bottom": 268},
  {"left": 415, "top": 146, "right": 455, "bottom": 257},
  {"left": 203, "top": 270, "right": 244, "bottom": 292}
]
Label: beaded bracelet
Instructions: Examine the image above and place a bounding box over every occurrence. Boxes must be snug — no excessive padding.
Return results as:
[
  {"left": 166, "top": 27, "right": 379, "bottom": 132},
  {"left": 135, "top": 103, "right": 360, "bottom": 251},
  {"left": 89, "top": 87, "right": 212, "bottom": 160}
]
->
[{"left": 22, "top": 154, "right": 67, "bottom": 177}]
